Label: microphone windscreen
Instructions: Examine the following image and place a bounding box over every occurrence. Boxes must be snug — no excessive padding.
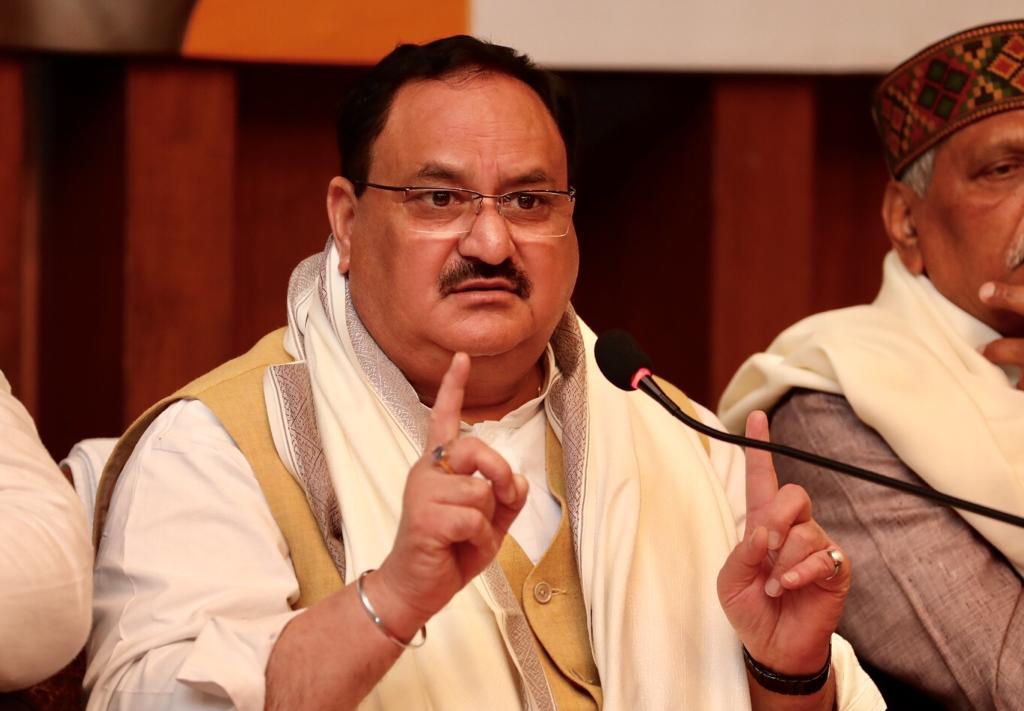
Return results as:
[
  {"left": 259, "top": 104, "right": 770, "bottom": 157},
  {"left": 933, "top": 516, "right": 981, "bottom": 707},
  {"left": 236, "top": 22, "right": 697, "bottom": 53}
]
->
[{"left": 594, "top": 329, "right": 653, "bottom": 391}]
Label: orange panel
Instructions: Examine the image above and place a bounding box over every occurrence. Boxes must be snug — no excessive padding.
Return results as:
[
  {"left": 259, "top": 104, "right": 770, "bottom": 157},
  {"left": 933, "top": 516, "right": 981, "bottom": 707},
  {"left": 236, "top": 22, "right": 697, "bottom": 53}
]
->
[{"left": 182, "top": 0, "right": 469, "bottom": 64}]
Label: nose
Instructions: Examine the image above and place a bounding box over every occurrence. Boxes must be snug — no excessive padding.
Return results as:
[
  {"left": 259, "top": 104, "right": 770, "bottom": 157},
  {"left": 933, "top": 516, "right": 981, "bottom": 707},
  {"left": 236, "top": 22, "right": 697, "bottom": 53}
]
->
[{"left": 458, "top": 197, "right": 516, "bottom": 265}]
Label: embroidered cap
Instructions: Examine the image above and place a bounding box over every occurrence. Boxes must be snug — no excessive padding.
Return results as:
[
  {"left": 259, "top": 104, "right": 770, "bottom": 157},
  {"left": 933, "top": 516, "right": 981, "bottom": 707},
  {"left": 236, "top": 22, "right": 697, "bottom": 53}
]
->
[{"left": 872, "top": 20, "right": 1024, "bottom": 177}]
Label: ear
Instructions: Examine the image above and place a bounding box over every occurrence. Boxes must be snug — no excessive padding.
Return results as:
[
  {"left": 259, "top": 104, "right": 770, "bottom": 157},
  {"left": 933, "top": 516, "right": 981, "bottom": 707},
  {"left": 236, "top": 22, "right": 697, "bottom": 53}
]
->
[
  {"left": 327, "top": 176, "right": 358, "bottom": 274},
  {"left": 881, "top": 179, "right": 924, "bottom": 275}
]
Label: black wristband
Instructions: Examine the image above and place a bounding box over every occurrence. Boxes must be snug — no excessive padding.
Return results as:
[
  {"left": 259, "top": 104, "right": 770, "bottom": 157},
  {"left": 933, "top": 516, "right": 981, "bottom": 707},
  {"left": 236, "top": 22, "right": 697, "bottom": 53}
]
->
[{"left": 742, "top": 642, "right": 831, "bottom": 696}]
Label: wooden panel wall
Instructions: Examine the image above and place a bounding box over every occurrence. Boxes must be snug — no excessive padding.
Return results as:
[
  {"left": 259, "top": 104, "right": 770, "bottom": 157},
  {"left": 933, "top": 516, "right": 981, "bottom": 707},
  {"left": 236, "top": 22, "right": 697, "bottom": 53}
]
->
[
  {"left": 123, "top": 64, "right": 236, "bottom": 417},
  {"left": 232, "top": 65, "right": 351, "bottom": 352},
  {"left": 710, "top": 78, "right": 817, "bottom": 398},
  {"left": 570, "top": 72, "right": 713, "bottom": 400},
  {"left": 0, "top": 55, "right": 892, "bottom": 457},
  {"left": 0, "top": 60, "right": 32, "bottom": 410},
  {"left": 812, "top": 77, "right": 891, "bottom": 311},
  {"left": 36, "top": 59, "right": 126, "bottom": 457}
]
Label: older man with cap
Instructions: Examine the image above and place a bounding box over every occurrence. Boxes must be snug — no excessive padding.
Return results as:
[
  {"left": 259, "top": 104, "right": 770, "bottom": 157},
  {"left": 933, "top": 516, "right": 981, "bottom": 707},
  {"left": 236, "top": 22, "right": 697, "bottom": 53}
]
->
[
  {"left": 87, "top": 36, "right": 881, "bottom": 711},
  {"left": 720, "top": 20, "right": 1024, "bottom": 708}
]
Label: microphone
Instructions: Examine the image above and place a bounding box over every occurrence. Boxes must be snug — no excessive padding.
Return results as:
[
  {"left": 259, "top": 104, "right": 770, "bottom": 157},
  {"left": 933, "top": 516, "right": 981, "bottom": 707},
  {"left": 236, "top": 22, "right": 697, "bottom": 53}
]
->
[{"left": 594, "top": 329, "right": 1024, "bottom": 529}]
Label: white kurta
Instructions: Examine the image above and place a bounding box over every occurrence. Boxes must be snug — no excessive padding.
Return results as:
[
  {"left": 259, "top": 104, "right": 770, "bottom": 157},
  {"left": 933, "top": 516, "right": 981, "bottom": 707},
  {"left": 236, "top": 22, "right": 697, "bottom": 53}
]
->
[
  {"left": 87, "top": 395, "right": 881, "bottom": 709},
  {"left": 0, "top": 370, "right": 92, "bottom": 691},
  {"left": 86, "top": 397, "right": 745, "bottom": 710}
]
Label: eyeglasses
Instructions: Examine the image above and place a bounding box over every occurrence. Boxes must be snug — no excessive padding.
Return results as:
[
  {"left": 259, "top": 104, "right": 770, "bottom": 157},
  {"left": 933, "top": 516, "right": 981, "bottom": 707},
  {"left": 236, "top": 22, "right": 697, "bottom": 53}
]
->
[{"left": 355, "top": 181, "right": 576, "bottom": 238}]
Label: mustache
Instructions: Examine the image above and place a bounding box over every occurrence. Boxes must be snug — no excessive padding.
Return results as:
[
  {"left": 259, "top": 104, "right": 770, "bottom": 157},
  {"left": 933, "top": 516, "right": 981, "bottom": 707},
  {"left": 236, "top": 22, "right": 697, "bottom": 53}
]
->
[{"left": 438, "top": 259, "right": 533, "bottom": 298}]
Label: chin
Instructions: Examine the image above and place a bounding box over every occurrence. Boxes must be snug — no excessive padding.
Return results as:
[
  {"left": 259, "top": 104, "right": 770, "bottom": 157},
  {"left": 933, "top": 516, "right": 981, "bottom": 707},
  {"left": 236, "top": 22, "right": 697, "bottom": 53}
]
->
[
  {"left": 441, "top": 322, "right": 536, "bottom": 359},
  {"left": 451, "top": 334, "right": 526, "bottom": 358}
]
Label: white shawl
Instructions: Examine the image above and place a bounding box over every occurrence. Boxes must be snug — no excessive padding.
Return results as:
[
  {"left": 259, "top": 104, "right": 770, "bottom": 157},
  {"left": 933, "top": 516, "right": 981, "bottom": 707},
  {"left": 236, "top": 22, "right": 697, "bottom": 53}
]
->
[
  {"left": 719, "top": 251, "right": 1024, "bottom": 576},
  {"left": 268, "top": 243, "right": 879, "bottom": 709}
]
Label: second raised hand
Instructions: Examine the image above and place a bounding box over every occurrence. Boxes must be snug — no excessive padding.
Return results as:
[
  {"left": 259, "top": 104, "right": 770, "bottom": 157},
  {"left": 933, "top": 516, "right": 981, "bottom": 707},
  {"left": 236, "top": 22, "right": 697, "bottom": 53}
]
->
[{"left": 717, "top": 411, "right": 850, "bottom": 677}]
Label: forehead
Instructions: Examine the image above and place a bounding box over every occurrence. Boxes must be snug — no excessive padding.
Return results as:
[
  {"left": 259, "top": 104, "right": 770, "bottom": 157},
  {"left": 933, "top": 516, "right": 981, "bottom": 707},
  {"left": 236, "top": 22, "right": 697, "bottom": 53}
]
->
[
  {"left": 940, "top": 108, "right": 1024, "bottom": 159},
  {"left": 369, "top": 72, "right": 568, "bottom": 184}
]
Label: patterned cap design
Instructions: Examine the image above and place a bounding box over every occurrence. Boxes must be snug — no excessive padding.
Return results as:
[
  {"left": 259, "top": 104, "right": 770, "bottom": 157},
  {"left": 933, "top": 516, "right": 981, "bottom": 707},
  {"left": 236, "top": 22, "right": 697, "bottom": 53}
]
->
[{"left": 872, "top": 20, "right": 1024, "bottom": 177}]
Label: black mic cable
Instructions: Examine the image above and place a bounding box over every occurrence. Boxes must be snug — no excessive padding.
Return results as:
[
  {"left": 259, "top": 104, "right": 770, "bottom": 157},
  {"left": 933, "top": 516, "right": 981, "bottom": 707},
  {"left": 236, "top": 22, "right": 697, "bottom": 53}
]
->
[{"left": 594, "top": 328, "right": 1024, "bottom": 529}]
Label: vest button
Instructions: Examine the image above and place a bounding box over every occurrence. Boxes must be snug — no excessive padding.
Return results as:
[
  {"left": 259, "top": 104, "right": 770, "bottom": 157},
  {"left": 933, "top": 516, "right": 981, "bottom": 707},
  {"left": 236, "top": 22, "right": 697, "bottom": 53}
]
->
[{"left": 533, "top": 581, "right": 553, "bottom": 604}]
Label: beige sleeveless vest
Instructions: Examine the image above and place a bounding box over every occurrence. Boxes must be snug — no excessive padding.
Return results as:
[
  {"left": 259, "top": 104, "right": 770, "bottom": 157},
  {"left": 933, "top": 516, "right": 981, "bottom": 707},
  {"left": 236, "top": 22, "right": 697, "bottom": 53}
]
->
[
  {"left": 94, "top": 328, "right": 341, "bottom": 609},
  {"left": 497, "top": 426, "right": 602, "bottom": 710},
  {"left": 94, "top": 329, "right": 710, "bottom": 706}
]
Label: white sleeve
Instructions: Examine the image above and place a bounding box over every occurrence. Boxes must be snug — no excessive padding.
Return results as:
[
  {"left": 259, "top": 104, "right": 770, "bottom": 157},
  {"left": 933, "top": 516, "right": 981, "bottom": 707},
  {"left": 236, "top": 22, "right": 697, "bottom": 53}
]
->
[
  {"left": 86, "top": 399, "right": 304, "bottom": 711},
  {"left": 61, "top": 437, "right": 119, "bottom": 534},
  {"left": 0, "top": 371, "right": 93, "bottom": 691}
]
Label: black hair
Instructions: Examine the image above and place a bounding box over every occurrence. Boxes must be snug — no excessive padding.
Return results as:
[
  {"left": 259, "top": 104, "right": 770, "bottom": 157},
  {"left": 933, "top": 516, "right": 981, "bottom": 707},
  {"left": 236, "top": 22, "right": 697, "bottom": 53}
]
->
[{"left": 337, "top": 35, "right": 577, "bottom": 193}]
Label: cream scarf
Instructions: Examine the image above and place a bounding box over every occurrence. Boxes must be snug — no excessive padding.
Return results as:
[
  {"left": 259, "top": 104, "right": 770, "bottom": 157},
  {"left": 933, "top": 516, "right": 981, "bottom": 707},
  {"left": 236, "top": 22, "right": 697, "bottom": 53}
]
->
[
  {"left": 267, "top": 243, "right": 880, "bottom": 709},
  {"left": 719, "top": 251, "right": 1024, "bottom": 576}
]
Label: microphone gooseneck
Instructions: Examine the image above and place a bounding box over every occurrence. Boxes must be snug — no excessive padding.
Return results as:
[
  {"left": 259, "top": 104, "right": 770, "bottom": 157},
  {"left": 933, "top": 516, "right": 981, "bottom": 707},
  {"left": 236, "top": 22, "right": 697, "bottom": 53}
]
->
[{"left": 594, "top": 329, "right": 1024, "bottom": 529}]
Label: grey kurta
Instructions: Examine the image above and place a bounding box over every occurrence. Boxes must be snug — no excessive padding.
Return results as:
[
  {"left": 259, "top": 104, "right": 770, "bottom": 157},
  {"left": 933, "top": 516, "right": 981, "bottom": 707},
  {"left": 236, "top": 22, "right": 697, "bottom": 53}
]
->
[{"left": 771, "top": 389, "right": 1024, "bottom": 710}]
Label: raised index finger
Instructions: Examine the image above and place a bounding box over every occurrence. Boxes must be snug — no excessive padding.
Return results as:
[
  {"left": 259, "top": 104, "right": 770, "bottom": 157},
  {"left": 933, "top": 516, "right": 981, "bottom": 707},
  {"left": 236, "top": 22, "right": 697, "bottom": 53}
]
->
[
  {"left": 427, "top": 352, "right": 471, "bottom": 450},
  {"left": 744, "top": 410, "right": 779, "bottom": 520}
]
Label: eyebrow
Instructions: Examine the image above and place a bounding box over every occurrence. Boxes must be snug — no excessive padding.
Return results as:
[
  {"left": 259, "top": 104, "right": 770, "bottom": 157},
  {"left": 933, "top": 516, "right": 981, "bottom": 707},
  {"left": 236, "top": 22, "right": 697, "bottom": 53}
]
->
[
  {"left": 414, "top": 164, "right": 461, "bottom": 182},
  {"left": 505, "top": 170, "right": 557, "bottom": 189},
  {"left": 411, "top": 164, "right": 560, "bottom": 190}
]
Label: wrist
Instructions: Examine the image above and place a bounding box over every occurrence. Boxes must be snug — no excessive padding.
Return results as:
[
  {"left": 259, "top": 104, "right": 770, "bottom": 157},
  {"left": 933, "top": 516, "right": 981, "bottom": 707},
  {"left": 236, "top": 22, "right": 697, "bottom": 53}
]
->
[
  {"left": 362, "top": 565, "right": 432, "bottom": 642},
  {"left": 743, "top": 638, "right": 831, "bottom": 677},
  {"left": 743, "top": 642, "right": 831, "bottom": 696}
]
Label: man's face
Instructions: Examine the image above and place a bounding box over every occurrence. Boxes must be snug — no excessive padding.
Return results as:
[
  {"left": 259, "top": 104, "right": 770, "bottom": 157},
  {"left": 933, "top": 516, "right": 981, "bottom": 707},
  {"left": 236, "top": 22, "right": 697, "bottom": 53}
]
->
[
  {"left": 910, "top": 109, "right": 1024, "bottom": 335},
  {"left": 332, "top": 71, "right": 578, "bottom": 381}
]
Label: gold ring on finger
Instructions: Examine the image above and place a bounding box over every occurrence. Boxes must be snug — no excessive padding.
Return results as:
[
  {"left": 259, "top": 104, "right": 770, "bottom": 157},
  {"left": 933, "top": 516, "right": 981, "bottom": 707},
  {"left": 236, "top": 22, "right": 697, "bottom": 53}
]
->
[
  {"left": 431, "top": 442, "right": 455, "bottom": 474},
  {"left": 824, "top": 549, "right": 844, "bottom": 581}
]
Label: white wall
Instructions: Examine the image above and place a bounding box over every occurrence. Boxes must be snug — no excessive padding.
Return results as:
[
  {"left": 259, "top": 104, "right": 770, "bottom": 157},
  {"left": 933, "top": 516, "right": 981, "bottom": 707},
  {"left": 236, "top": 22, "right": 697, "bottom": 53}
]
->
[{"left": 473, "top": 1, "right": 1023, "bottom": 72}]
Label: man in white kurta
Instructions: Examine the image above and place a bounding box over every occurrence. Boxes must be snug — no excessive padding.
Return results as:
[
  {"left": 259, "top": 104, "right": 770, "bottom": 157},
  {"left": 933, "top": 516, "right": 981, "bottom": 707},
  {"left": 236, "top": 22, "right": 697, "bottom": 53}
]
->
[
  {"left": 0, "top": 370, "right": 92, "bottom": 691},
  {"left": 88, "top": 35, "right": 882, "bottom": 711}
]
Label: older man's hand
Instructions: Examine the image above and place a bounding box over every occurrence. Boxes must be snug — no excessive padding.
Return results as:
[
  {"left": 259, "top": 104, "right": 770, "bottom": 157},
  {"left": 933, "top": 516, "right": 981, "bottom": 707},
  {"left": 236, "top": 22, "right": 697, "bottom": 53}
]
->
[
  {"left": 717, "top": 412, "right": 850, "bottom": 682},
  {"left": 979, "top": 281, "right": 1024, "bottom": 388},
  {"left": 363, "top": 352, "right": 529, "bottom": 642}
]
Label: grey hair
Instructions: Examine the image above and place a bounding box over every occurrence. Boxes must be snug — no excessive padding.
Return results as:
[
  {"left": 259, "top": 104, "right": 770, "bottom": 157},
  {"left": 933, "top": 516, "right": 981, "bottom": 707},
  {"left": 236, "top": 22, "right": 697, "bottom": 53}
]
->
[{"left": 900, "top": 147, "right": 936, "bottom": 197}]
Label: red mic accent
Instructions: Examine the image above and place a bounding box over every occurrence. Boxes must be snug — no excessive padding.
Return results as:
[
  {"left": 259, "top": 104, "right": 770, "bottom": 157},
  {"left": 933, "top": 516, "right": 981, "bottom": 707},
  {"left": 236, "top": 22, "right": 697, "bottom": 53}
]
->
[{"left": 631, "top": 367, "right": 652, "bottom": 390}]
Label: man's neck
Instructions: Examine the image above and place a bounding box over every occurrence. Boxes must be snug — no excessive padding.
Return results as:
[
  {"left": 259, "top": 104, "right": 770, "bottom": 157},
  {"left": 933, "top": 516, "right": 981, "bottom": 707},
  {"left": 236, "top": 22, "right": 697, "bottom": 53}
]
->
[
  {"left": 460, "top": 359, "right": 546, "bottom": 424},
  {"left": 415, "top": 357, "right": 546, "bottom": 425}
]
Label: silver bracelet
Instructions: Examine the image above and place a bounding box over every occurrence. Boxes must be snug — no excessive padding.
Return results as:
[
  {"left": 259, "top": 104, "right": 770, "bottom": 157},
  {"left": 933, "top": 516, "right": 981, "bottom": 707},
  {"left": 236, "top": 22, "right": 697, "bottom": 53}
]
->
[{"left": 356, "top": 569, "right": 427, "bottom": 649}]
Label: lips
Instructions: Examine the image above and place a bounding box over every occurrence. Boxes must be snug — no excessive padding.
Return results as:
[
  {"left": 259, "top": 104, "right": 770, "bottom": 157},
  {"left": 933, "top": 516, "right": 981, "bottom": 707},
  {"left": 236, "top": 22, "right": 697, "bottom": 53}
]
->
[{"left": 451, "top": 278, "right": 517, "bottom": 293}]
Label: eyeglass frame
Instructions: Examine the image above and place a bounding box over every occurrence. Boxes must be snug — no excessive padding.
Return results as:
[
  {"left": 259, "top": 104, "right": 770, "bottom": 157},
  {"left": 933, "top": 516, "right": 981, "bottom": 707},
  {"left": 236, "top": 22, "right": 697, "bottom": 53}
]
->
[{"left": 353, "top": 180, "right": 577, "bottom": 238}]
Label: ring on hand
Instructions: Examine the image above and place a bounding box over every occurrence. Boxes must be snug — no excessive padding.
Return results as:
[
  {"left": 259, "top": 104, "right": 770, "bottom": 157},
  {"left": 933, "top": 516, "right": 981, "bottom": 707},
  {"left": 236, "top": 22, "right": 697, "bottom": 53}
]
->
[
  {"left": 824, "top": 549, "right": 844, "bottom": 581},
  {"left": 431, "top": 442, "right": 455, "bottom": 474}
]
